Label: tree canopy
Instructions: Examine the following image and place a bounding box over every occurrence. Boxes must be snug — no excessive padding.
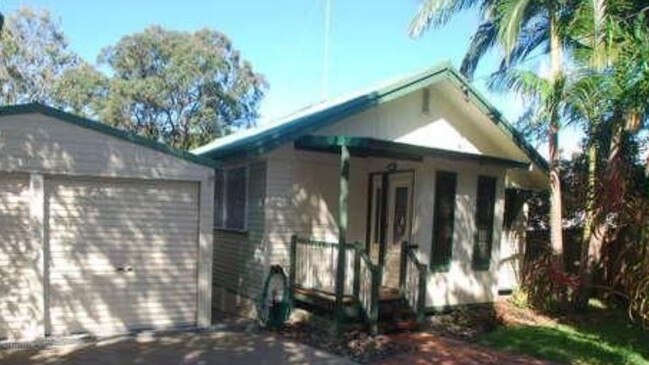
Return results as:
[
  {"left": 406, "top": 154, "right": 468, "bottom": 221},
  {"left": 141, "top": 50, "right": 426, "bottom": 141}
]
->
[
  {"left": 94, "top": 26, "right": 266, "bottom": 149},
  {"left": 0, "top": 7, "right": 80, "bottom": 105},
  {"left": 410, "top": 0, "right": 649, "bottom": 324},
  {"left": 0, "top": 7, "right": 267, "bottom": 150}
]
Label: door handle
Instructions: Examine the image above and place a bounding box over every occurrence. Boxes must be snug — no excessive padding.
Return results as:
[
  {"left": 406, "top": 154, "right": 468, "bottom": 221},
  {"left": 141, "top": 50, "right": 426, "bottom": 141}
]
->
[{"left": 116, "top": 266, "right": 133, "bottom": 273}]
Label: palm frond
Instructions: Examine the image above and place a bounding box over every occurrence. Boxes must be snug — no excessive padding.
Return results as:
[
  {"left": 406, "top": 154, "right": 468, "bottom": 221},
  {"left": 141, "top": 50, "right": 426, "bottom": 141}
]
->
[
  {"left": 496, "top": 0, "right": 533, "bottom": 58},
  {"left": 409, "top": 0, "right": 480, "bottom": 37},
  {"left": 513, "top": 99, "right": 547, "bottom": 143},
  {"left": 460, "top": 21, "right": 498, "bottom": 78},
  {"left": 495, "top": 15, "right": 549, "bottom": 72},
  {"left": 488, "top": 68, "right": 549, "bottom": 98}
]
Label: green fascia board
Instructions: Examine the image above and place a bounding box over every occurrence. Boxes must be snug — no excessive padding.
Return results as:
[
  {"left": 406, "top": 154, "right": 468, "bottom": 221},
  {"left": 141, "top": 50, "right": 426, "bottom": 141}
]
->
[
  {"left": 295, "top": 135, "right": 530, "bottom": 169},
  {"left": 195, "top": 62, "right": 548, "bottom": 173},
  {"left": 0, "top": 103, "right": 218, "bottom": 168}
]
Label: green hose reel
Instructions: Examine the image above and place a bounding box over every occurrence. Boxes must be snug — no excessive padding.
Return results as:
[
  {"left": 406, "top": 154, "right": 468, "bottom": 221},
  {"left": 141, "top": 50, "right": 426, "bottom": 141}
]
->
[{"left": 257, "top": 265, "right": 292, "bottom": 328}]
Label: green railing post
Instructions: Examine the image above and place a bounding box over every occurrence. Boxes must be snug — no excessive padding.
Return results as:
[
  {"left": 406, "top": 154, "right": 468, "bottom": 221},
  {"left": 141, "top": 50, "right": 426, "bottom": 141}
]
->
[
  {"left": 289, "top": 235, "right": 297, "bottom": 305},
  {"left": 399, "top": 241, "right": 408, "bottom": 294},
  {"left": 369, "top": 264, "right": 381, "bottom": 334},
  {"left": 417, "top": 262, "right": 427, "bottom": 324},
  {"left": 353, "top": 242, "right": 361, "bottom": 300},
  {"left": 335, "top": 144, "right": 350, "bottom": 328}
]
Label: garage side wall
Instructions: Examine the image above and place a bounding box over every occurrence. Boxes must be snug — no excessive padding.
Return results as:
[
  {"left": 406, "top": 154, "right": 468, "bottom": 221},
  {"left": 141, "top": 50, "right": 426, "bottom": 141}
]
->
[{"left": 0, "top": 113, "right": 214, "bottom": 340}]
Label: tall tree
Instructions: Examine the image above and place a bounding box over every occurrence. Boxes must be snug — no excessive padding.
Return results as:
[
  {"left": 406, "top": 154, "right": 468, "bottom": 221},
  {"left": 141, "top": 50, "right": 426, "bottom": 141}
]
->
[
  {"left": 0, "top": 7, "right": 80, "bottom": 104},
  {"left": 564, "top": 0, "right": 649, "bottom": 308},
  {"left": 410, "top": 0, "right": 573, "bottom": 269},
  {"left": 0, "top": 8, "right": 267, "bottom": 151},
  {"left": 92, "top": 26, "right": 267, "bottom": 150}
]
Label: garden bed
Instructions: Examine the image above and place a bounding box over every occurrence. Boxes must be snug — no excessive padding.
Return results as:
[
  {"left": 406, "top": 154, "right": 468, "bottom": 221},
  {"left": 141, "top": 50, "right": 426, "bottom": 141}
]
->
[{"left": 270, "top": 319, "right": 415, "bottom": 364}]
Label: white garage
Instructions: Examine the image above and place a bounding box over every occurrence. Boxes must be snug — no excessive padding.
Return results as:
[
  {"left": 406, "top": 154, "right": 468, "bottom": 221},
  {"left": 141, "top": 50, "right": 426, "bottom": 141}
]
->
[{"left": 0, "top": 103, "right": 214, "bottom": 341}]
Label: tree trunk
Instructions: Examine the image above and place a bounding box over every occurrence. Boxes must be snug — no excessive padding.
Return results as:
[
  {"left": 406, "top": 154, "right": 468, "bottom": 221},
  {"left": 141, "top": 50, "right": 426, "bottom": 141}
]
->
[
  {"left": 576, "top": 120, "right": 625, "bottom": 308},
  {"left": 576, "top": 3, "right": 608, "bottom": 309},
  {"left": 576, "top": 143, "right": 598, "bottom": 310},
  {"left": 548, "top": 14, "right": 564, "bottom": 269}
]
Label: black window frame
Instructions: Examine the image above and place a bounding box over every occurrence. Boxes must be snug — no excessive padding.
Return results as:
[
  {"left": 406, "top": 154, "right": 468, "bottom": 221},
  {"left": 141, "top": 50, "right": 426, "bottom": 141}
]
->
[
  {"left": 472, "top": 175, "right": 497, "bottom": 270},
  {"left": 430, "top": 171, "right": 457, "bottom": 272}
]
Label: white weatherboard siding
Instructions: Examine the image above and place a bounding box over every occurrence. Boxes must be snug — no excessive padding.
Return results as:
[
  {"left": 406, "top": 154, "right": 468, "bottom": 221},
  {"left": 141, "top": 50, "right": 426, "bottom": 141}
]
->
[
  {"left": 47, "top": 178, "right": 199, "bottom": 336},
  {"left": 0, "top": 112, "right": 213, "bottom": 340},
  {"left": 420, "top": 162, "right": 505, "bottom": 307},
  {"left": 317, "top": 83, "right": 546, "bottom": 190},
  {"left": 317, "top": 86, "right": 506, "bottom": 158},
  {"left": 0, "top": 174, "right": 42, "bottom": 340},
  {"left": 498, "top": 202, "right": 528, "bottom": 292}
]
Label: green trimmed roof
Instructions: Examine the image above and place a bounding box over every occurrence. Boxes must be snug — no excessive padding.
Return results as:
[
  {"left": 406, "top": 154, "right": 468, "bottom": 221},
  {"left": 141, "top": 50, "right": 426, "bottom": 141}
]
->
[
  {"left": 0, "top": 103, "right": 217, "bottom": 168},
  {"left": 192, "top": 62, "right": 548, "bottom": 172}
]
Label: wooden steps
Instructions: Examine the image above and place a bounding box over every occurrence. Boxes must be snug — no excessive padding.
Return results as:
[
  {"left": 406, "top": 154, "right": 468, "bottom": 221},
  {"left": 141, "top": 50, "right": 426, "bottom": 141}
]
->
[
  {"left": 292, "top": 286, "right": 420, "bottom": 332},
  {"left": 292, "top": 286, "right": 360, "bottom": 320}
]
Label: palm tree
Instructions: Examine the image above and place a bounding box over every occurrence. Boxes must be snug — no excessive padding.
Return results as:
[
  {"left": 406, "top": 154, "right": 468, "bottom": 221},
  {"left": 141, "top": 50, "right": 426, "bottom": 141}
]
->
[
  {"left": 565, "top": 0, "right": 649, "bottom": 308},
  {"left": 410, "top": 0, "right": 573, "bottom": 268}
]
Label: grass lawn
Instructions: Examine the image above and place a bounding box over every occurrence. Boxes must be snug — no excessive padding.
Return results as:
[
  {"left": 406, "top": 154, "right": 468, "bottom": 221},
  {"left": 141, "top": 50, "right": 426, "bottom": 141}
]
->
[{"left": 478, "top": 303, "right": 649, "bottom": 365}]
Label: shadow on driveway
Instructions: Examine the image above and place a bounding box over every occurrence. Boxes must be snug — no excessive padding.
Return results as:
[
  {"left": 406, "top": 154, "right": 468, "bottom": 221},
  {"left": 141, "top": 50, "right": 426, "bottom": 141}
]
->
[{"left": 0, "top": 330, "right": 354, "bottom": 365}]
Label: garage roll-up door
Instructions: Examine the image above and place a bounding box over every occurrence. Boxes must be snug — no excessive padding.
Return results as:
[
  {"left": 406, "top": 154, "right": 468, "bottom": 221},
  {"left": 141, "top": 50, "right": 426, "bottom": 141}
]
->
[
  {"left": 47, "top": 178, "right": 199, "bottom": 336},
  {"left": 0, "top": 175, "right": 38, "bottom": 340}
]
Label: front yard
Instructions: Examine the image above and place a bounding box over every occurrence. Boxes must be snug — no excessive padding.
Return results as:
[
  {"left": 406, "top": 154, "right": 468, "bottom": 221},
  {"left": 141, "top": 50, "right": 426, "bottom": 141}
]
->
[
  {"left": 277, "top": 298, "right": 649, "bottom": 364},
  {"left": 478, "top": 301, "right": 649, "bottom": 365}
]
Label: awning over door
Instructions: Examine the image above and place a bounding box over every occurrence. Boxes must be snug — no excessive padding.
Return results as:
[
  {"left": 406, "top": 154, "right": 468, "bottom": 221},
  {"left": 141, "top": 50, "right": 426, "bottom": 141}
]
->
[{"left": 294, "top": 135, "right": 530, "bottom": 169}]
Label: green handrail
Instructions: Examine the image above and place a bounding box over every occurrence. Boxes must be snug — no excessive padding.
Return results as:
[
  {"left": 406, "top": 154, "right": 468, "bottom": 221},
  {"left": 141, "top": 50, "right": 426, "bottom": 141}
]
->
[{"left": 401, "top": 241, "right": 428, "bottom": 324}]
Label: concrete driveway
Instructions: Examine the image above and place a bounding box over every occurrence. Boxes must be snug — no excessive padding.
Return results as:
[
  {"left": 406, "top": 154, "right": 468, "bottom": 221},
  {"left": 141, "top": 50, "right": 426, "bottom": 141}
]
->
[{"left": 0, "top": 330, "right": 355, "bottom": 365}]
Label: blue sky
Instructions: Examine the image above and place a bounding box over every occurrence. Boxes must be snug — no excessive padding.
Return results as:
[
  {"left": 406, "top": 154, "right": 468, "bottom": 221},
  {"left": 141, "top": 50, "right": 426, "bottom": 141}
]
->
[{"left": 3, "top": 0, "right": 581, "bottom": 156}]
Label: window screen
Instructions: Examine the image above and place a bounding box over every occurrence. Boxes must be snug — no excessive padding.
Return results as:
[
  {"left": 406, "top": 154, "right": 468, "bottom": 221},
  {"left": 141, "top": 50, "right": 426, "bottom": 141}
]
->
[{"left": 225, "top": 167, "right": 247, "bottom": 230}]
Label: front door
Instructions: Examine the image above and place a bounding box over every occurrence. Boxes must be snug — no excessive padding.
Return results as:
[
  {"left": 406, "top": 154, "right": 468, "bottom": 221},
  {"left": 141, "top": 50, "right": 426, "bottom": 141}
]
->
[
  {"left": 367, "top": 171, "right": 413, "bottom": 289},
  {"left": 384, "top": 173, "right": 413, "bottom": 288}
]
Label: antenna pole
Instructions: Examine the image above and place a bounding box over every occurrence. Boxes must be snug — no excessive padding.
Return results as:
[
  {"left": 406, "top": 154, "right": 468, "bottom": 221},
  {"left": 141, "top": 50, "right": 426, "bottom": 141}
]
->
[{"left": 322, "top": 0, "right": 331, "bottom": 99}]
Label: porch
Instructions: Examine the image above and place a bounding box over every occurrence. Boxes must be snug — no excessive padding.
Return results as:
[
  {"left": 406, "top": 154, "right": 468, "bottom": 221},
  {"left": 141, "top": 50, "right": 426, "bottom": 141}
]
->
[
  {"left": 288, "top": 236, "right": 427, "bottom": 332},
  {"left": 286, "top": 135, "right": 527, "bottom": 331}
]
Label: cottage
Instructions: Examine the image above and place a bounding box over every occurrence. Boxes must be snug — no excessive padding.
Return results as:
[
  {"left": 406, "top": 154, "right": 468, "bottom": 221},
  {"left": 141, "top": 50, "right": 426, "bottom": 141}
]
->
[{"left": 194, "top": 62, "right": 546, "bottom": 327}]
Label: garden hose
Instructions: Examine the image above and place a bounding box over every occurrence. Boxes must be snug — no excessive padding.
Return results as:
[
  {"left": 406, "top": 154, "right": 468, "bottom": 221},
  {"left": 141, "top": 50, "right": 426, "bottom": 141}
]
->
[{"left": 257, "top": 265, "right": 291, "bottom": 328}]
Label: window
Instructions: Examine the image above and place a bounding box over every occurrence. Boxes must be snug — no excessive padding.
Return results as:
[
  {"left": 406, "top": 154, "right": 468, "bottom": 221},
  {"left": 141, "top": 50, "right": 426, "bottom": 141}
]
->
[
  {"left": 473, "top": 176, "right": 497, "bottom": 270},
  {"left": 214, "top": 166, "right": 247, "bottom": 230},
  {"left": 431, "top": 171, "right": 456, "bottom": 271}
]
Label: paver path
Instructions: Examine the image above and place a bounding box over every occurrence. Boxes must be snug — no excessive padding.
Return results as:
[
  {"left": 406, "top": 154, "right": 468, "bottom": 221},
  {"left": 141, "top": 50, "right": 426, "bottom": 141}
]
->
[
  {"left": 0, "top": 330, "right": 355, "bottom": 365},
  {"left": 377, "top": 332, "right": 559, "bottom": 365}
]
